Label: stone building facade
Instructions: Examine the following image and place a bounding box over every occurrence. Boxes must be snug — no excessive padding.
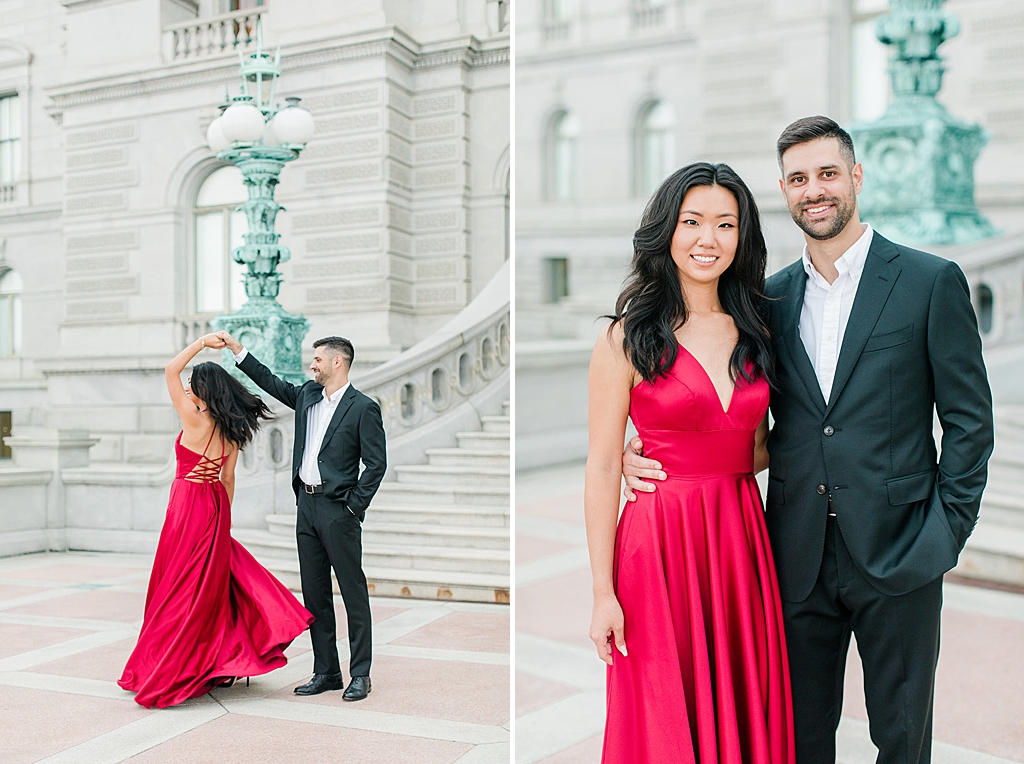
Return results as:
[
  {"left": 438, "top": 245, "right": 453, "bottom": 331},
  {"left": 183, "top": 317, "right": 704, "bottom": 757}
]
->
[
  {"left": 516, "top": 0, "right": 1024, "bottom": 468},
  {"left": 0, "top": 0, "right": 509, "bottom": 553},
  {"left": 0, "top": 0, "right": 510, "bottom": 472}
]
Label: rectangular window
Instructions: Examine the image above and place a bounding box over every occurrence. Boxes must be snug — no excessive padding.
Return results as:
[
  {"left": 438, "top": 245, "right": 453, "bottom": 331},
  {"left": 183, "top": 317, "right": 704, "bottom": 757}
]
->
[
  {"left": 196, "top": 212, "right": 225, "bottom": 313},
  {"left": 851, "top": 0, "right": 891, "bottom": 121},
  {"left": 0, "top": 411, "right": 11, "bottom": 459},
  {"left": 0, "top": 94, "right": 20, "bottom": 185},
  {"left": 545, "top": 257, "right": 570, "bottom": 304},
  {"left": 0, "top": 293, "right": 16, "bottom": 356}
]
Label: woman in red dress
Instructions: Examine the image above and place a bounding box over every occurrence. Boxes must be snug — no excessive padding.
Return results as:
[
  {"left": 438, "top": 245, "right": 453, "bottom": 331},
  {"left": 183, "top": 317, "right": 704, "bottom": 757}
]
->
[
  {"left": 118, "top": 333, "right": 313, "bottom": 708},
  {"left": 585, "top": 163, "right": 794, "bottom": 763}
]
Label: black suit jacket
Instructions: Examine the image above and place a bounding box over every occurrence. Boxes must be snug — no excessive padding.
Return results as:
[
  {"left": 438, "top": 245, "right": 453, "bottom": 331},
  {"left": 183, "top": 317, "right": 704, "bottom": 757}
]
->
[
  {"left": 765, "top": 233, "right": 993, "bottom": 601},
  {"left": 237, "top": 352, "right": 387, "bottom": 521}
]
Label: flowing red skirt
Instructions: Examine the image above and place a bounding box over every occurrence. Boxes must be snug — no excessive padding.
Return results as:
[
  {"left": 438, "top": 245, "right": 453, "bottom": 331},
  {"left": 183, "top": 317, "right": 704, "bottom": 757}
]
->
[
  {"left": 118, "top": 478, "right": 312, "bottom": 708},
  {"left": 603, "top": 474, "right": 795, "bottom": 764}
]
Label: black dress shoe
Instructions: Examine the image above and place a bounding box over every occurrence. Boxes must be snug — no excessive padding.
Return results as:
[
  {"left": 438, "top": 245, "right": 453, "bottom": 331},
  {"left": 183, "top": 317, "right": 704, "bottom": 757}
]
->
[
  {"left": 343, "top": 675, "right": 371, "bottom": 701},
  {"left": 294, "top": 673, "right": 344, "bottom": 696}
]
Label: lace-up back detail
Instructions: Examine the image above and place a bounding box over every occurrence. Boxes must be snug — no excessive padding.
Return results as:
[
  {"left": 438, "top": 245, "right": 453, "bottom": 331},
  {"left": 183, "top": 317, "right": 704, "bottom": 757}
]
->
[{"left": 175, "top": 429, "right": 229, "bottom": 484}]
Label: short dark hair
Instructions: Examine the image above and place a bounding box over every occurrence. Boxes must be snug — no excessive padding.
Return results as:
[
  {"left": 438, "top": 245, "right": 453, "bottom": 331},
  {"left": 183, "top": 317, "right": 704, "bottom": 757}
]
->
[
  {"left": 776, "top": 115, "right": 856, "bottom": 170},
  {"left": 313, "top": 336, "right": 354, "bottom": 368}
]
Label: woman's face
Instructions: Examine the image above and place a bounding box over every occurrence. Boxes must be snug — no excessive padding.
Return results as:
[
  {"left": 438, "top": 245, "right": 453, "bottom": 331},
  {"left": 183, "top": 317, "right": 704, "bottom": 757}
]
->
[
  {"left": 670, "top": 184, "right": 739, "bottom": 290},
  {"left": 184, "top": 376, "right": 206, "bottom": 411}
]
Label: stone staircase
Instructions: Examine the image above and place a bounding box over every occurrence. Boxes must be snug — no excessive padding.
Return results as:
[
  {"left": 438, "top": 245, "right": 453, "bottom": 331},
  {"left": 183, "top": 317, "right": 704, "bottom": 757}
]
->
[
  {"left": 234, "top": 401, "right": 510, "bottom": 603},
  {"left": 954, "top": 404, "right": 1024, "bottom": 587}
]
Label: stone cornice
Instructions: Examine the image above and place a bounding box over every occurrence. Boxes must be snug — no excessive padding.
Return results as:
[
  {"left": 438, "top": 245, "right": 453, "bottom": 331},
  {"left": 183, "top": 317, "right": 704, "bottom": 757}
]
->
[{"left": 45, "top": 30, "right": 509, "bottom": 110}]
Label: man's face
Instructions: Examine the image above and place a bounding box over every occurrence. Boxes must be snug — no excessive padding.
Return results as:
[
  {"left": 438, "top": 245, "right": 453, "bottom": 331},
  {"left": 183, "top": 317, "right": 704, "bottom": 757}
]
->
[{"left": 779, "top": 137, "right": 862, "bottom": 241}]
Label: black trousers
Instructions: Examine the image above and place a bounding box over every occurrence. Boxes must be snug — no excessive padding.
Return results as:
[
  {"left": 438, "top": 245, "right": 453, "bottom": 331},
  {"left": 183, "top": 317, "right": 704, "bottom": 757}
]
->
[
  {"left": 296, "top": 491, "right": 372, "bottom": 678},
  {"left": 783, "top": 517, "right": 942, "bottom": 764}
]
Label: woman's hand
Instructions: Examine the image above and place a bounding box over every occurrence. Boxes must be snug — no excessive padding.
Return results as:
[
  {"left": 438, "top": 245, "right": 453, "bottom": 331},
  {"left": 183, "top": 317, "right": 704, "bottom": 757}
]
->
[
  {"left": 590, "top": 591, "right": 627, "bottom": 665},
  {"left": 200, "top": 333, "right": 227, "bottom": 350}
]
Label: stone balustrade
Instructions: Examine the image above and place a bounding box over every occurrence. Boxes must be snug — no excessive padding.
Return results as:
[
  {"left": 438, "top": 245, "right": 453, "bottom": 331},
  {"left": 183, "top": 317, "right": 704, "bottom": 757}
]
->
[
  {"left": 0, "top": 183, "right": 15, "bottom": 204},
  {"left": 163, "top": 7, "right": 264, "bottom": 62},
  {"left": 355, "top": 261, "right": 510, "bottom": 439}
]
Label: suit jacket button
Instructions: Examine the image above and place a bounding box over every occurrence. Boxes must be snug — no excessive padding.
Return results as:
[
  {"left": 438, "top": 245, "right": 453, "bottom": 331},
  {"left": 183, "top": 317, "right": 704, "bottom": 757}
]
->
[
  {"left": 816, "top": 484, "right": 827, "bottom": 495},
  {"left": 823, "top": 425, "right": 835, "bottom": 436}
]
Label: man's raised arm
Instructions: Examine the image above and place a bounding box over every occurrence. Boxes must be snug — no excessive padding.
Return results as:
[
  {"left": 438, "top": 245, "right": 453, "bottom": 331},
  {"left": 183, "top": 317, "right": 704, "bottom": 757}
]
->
[{"left": 217, "top": 330, "right": 303, "bottom": 411}]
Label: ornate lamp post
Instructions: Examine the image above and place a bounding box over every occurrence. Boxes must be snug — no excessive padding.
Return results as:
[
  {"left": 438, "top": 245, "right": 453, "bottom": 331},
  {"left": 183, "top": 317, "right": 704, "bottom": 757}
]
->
[
  {"left": 849, "top": 0, "right": 997, "bottom": 246},
  {"left": 206, "top": 26, "right": 315, "bottom": 384}
]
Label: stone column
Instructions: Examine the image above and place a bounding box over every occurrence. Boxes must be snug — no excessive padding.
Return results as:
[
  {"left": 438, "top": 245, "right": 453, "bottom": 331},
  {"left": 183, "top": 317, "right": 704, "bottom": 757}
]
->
[{"left": 5, "top": 428, "right": 99, "bottom": 551}]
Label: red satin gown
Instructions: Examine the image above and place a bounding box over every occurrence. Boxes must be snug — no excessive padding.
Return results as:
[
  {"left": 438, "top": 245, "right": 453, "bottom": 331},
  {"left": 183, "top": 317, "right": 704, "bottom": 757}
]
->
[
  {"left": 118, "top": 430, "right": 313, "bottom": 708},
  {"left": 603, "top": 348, "right": 794, "bottom": 764}
]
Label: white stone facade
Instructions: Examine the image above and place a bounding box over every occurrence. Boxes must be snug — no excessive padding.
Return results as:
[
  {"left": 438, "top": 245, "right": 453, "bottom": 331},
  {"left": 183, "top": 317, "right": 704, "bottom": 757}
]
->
[
  {"left": 515, "top": 0, "right": 1024, "bottom": 468},
  {"left": 0, "top": 0, "right": 510, "bottom": 554}
]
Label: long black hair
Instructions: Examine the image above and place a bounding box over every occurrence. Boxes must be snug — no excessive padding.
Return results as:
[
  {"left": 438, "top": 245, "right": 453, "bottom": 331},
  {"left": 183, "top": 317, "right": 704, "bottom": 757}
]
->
[
  {"left": 190, "top": 362, "right": 273, "bottom": 448},
  {"left": 610, "top": 162, "right": 775, "bottom": 386}
]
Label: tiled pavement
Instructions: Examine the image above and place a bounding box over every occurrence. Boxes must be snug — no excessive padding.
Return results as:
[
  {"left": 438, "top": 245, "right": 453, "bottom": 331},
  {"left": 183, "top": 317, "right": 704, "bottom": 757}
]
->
[
  {"left": 0, "top": 551, "right": 509, "bottom": 764},
  {"left": 515, "top": 462, "right": 1024, "bottom": 764}
]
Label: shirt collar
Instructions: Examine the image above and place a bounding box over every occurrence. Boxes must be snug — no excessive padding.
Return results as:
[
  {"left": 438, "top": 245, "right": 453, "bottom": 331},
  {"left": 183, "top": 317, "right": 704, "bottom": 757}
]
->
[
  {"left": 801, "top": 223, "right": 873, "bottom": 286},
  {"left": 322, "top": 382, "right": 350, "bottom": 404}
]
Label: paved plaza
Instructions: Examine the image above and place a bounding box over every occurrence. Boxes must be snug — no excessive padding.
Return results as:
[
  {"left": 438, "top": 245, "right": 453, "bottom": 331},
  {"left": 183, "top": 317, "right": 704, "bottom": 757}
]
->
[
  {"left": 0, "top": 551, "right": 509, "bottom": 763},
  {"left": 515, "top": 463, "right": 1024, "bottom": 764}
]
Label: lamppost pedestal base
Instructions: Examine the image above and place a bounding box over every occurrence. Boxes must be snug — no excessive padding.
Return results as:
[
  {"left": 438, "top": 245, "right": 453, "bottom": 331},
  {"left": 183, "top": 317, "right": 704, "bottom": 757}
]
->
[{"left": 212, "top": 298, "right": 311, "bottom": 387}]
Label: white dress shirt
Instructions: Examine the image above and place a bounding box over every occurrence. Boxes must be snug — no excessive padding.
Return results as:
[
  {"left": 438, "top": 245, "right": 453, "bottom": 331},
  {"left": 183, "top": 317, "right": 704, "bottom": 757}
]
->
[
  {"left": 234, "top": 347, "right": 349, "bottom": 486},
  {"left": 798, "top": 224, "right": 873, "bottom": 403}
]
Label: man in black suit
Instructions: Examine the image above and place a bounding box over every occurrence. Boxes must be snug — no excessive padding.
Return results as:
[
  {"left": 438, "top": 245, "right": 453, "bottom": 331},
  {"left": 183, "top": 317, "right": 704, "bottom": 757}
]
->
[
  {"left": 217, "top": 331, "right": 386, "bottom": 701},
  {"left": 624, "top": 116, "right": 993, "bottom": 763}
]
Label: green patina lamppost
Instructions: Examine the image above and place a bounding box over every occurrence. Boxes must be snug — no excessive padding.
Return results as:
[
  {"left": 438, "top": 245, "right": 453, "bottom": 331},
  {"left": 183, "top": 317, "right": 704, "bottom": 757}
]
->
[
  {"left": 205, "top": 25, "right": 314, "bottom": 384},
  {"left": 849, "top": 0, "right": 999, "bottom": 245}
]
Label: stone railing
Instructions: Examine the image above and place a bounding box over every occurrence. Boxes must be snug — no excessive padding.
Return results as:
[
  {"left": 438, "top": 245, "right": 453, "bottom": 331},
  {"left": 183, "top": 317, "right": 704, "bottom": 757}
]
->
[
  {"left": 0, "top": 183, "right": 15, "bottom": 203},
  {"left": 355, "top": 261, "right": 510, "bottom": 439},
  {"left": 180, "top": 316, "right": 214, "bottom": 347},
  {"left": 631, "top": 3, "right": 666, "bottom": 28},
  {"left": 542, "top": 20, "right": 571, "bottom": 43},
  {"left": 163, "top": 6, "right": 264, "bottom": 62},
  {"left": 946, "top": 231, "right": 1024, "bottom": 350}
]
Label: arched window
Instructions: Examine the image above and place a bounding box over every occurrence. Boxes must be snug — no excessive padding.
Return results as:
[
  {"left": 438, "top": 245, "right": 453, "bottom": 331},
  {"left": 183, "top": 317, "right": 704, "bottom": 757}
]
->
[
  {"left": 637, "top": 100, "right": 675, "bottom": 196},
  {"left": 548, "top": 111, "right": 579, "bottom": 201},
  {"left": 194, "top": 166, "right": 248, "bottom": 314},
  {"left": 975, "top": 283, "right": 994, "bottom": 335},
  {"left": 0, "top": 268, "right": 22, "bottom": 356}
]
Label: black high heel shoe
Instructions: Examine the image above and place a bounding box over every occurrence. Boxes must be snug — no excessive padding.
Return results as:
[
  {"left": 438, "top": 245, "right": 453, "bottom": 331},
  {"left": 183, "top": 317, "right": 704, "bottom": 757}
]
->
[{"left": 208, "top": 676, "right": 248, "bottom": 688}]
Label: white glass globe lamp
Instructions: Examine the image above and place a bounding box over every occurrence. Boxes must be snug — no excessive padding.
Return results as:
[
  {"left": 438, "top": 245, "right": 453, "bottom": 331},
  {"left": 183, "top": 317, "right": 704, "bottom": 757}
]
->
[
  {"left": 206, "top": 116, "right": 231, "bottom": 153},
  {"left": 271, "top": 97, "right": 315, "bottom": 146},
  {"left": 261, "top": 118, "right": 282, "bottom": 147},
  {"left": 220, "top": 96, "right": 265, "bottom": 145}
]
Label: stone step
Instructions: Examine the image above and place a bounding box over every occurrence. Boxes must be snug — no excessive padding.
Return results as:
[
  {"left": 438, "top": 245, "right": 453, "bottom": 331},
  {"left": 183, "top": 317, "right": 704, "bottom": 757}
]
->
[
  {"left": 425, "top": 447, "right": 510, "bottom": 468},
  {"left": 363, "top": 523, "right": 509, "bottom": 550},
  {"left": 375, "top": 481, "right": 509, "bottom": 507},
  {"left": 233, "top": 528, "right": 299, "bottom": 561},
  {"left": 455, "top": 431, "right": 509, "bottom": 452},
  {"left": 362, "top": 544, "right": 509, "bottom": 575},
  {"left": 265, "top": 504, "right": 510, "bottom": 532},
  {"left": 480, "top": 415, "right": 510, "bottom": 434},
  {"left": 236, "top": 529, "right": 509, "bottom": 576},
  {"left": 954, "top": 519, "right": 1024, "bottom": 587},
  {"left": 246, "top": 556, "right": 509, "bottom": 604},
  {"left": 394, "top": 464, "right": 510, "bottom": 488}
]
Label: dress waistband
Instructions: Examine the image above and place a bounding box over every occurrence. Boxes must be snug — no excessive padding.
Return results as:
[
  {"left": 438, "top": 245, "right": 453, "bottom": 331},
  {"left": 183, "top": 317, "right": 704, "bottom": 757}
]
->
[{"left": 637, "top": 429, "right": 755, "bottom": 478}]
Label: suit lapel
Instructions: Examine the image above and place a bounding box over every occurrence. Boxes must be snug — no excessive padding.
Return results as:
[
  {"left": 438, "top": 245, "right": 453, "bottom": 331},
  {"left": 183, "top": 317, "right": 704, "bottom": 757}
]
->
[
  {"left": 778, "top": 267, "right": 827, "bottom": 414},
  {"left": 319, "top": 385, "right": 357, "bottom": 456},
  {"left": 823, "top": 235, "right": 901, "bottom": 417}
]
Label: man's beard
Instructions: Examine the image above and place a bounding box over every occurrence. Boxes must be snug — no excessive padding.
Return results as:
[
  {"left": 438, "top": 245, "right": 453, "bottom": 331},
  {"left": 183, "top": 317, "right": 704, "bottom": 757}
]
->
[{"left": 790, "top": 190, "right": 856, "bottom": 241}]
